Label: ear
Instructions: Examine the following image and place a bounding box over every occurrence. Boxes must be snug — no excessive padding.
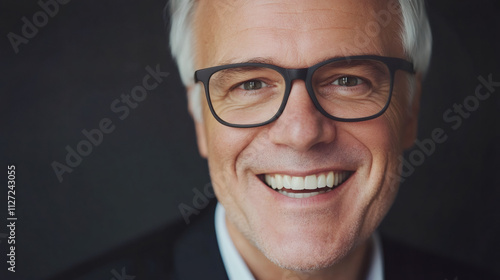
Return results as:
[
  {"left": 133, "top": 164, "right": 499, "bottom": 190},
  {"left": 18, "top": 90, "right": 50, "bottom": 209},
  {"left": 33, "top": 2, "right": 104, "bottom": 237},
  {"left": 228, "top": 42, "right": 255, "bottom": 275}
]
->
[
  {"left": 402, "top": 74, "right": 422, "bottom": 150},
  {"left": 187, "top": 85, "right": 208, "bottom": 158}
]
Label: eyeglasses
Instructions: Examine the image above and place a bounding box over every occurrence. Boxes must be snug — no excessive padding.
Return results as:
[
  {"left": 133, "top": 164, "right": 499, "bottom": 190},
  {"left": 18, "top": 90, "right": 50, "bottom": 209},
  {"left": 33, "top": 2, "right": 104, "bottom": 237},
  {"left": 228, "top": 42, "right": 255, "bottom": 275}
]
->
[{"left": 194, "top": 55, "right": 415, "bottom": 128}]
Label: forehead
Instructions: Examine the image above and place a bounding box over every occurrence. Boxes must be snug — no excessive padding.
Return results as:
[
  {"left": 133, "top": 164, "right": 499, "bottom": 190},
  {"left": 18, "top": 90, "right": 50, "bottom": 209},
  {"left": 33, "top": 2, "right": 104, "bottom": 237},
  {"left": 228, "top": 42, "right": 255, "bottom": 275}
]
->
[{"left": 193, "top": 0, "right": 404, "bottom": 69}]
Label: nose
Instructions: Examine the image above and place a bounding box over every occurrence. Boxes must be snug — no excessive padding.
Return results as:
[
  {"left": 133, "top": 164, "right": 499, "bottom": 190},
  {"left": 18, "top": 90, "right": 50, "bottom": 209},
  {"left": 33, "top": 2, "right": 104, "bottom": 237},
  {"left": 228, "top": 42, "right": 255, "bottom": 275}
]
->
[{"left": 268, "top": 80, "right": 337, "bottom": 152}]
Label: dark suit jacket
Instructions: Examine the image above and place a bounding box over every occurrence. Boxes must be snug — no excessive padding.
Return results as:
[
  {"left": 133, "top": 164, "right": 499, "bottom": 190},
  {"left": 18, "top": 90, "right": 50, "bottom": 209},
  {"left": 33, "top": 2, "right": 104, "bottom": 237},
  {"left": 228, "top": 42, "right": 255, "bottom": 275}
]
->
[{"left": 49, "top": 199, "right": 498, "bottom": 280}]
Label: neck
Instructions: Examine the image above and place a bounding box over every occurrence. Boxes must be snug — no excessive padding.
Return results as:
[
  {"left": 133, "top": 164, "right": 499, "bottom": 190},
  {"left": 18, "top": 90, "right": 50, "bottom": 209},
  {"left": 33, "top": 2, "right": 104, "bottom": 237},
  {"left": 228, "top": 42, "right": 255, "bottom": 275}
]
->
[{"left": 226, "top": 216, "right": 373, "bottom": 280}]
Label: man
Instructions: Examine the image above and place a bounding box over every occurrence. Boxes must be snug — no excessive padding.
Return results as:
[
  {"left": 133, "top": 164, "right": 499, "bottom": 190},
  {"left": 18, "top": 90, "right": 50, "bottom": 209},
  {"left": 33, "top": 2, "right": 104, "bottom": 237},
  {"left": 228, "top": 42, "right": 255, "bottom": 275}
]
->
[
  {"left": 166, "top": 0, "right": 494, "bottom": 279},
  {"left": 49, "top": 1, "right": 496, "bottom": 279}
]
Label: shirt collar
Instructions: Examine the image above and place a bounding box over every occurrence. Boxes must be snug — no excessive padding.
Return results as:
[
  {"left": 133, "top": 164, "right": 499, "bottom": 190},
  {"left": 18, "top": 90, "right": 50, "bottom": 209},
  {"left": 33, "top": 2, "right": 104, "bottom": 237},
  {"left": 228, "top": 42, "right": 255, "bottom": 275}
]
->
[
  {"left": 215, "top": 202, "right": 255, "bottom": 280},
  {"left": 367, "top": 230, "right": 384, "bottom": 280},
  {"left": 215, "top": 203, "right": 384, "bottom": 280}
]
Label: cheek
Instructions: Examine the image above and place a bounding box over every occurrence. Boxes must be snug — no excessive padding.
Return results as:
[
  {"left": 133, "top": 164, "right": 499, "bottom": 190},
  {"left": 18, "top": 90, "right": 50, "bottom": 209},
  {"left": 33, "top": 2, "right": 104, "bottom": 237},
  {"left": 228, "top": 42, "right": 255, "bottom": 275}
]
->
[
  {"left": 347, "top": 115, "right": 402, "bottom": 160},
  {"left": 342, "top": 103, "right": 405, "bottom": 204},
  {"left": 202, "top": 112, "right": 258, "bottom": 199},
  {"left": 340, "top": 114, "right": 404, "bottom": 235},
  {"left": 205, "top": 127, "right": 241, "bottom": 209},
  {"left": 359, "top": 91, "right": 409, "bottom": 159},
  {"left": 389, "top": 74, "right": 413, "bottom": 140}
]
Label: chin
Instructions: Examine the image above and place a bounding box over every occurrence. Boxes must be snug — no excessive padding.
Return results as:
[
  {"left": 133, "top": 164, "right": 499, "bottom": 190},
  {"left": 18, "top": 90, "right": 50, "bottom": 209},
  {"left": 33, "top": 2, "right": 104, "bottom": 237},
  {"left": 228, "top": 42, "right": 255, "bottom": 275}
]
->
[
  {"left": 246, "top": 210, "right": 363, "bottom": 272},
  {"left": 260, "top": 230, "right": 356, "bottom": 271}
]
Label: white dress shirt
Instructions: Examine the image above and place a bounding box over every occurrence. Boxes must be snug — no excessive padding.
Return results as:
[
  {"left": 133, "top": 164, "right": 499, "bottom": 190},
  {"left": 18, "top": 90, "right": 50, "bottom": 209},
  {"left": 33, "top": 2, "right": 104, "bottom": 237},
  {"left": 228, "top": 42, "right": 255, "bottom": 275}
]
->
[{"left": 215, "top": 203, "right": 384, "bottom": 280}]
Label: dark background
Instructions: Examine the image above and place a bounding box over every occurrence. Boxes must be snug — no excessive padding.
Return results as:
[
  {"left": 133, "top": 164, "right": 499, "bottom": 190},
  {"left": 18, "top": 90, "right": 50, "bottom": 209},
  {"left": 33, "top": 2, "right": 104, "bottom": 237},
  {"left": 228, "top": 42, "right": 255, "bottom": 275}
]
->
[{"left": 1, "top": 1, "right": 499, "bottom": 279}]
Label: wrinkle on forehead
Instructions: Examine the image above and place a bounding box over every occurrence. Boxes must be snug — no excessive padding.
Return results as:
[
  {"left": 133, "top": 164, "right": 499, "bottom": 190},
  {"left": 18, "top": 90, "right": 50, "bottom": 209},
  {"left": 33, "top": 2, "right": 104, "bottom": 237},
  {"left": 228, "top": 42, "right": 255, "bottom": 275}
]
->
[
  {"left": 237, "top": 26, "right": 353, "bottom": 34},
  {"left": 249, "top": 0, "right": 368, "bottom": 16},
  {"left": 195, "top": 0, "right": 370, "bottom": 36},
  {"left": 233, "top": 3, "right": 360, "bottom": 33},
  {"left": 194, "top": 0, "right": 403, "bottom": 68}
]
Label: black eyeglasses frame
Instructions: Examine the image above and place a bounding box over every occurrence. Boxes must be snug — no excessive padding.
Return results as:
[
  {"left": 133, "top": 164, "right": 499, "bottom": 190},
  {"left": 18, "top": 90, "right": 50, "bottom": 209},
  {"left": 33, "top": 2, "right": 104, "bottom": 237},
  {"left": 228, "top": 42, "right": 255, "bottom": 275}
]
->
[{"left": 194, "top": 55, "right": 415, "bottom": 128}]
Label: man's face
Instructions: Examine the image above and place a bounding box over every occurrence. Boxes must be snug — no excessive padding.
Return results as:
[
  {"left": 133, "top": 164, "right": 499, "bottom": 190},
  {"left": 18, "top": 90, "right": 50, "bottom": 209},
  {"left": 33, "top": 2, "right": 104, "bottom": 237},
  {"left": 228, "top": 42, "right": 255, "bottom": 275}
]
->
[{"left": 192, "top": 0, "right": 419, "bottom": 270}]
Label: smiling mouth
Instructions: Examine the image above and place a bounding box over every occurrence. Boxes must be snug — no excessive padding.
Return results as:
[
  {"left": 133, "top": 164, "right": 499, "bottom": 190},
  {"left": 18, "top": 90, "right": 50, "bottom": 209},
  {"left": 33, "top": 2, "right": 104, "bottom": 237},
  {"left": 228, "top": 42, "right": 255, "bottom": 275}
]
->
[{"left": 262, "top": 171, "right": 353, "bottom": 198}]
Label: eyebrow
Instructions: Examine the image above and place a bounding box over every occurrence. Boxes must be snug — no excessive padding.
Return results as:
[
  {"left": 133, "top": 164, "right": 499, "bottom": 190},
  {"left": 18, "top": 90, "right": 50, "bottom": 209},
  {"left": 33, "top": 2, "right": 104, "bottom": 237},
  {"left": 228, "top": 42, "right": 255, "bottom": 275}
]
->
[
  {"left": 321, "top": 59, "right": 389, "bottom": 77},
  {"left": 218, "top": 57, "right": 277, "bottom": 66},
  {"left": 217, "top": 54, "right": 383, "bottom": 68},
  {"left": 211, "top": 65, "right": 274, "bottom": 89}
]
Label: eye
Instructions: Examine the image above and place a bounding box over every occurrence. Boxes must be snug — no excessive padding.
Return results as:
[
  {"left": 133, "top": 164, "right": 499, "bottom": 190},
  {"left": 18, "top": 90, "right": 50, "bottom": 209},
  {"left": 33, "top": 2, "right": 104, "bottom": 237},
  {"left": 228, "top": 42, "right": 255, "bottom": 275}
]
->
[
  {"left": 239, "top": 80, "right": 267, "bottom": 90},
  {"left": 332, "top": 76, "right": 364, "bottom": 87}
]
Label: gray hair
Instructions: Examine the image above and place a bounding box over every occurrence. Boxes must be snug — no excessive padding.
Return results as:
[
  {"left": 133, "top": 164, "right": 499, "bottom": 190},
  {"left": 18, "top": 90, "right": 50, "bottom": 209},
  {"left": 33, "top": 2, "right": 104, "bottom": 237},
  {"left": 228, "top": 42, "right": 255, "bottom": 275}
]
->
[{"left": 167, "top": 0, "right": 432, "bottom": 121}]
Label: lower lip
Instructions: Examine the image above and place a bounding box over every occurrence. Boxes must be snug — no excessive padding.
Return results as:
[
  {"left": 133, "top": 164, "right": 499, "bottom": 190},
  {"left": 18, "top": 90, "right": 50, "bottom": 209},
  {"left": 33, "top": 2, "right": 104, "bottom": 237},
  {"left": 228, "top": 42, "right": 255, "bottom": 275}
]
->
[{"left": 262, "top": 174, "right": 353, "bottom": 206}]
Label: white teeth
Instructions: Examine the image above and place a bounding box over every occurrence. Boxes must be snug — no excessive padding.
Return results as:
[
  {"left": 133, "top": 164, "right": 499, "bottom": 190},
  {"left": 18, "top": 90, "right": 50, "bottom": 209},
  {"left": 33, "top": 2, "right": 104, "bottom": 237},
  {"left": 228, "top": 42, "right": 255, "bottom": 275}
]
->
[
  {"left": 326, "top": 172, "right": 334, "bottom": 188},
  {"left": 278, "top": 189, "right": 332, "bottom": 198},
  {"left": 265, "top": 174, "right": 272, "bottom": 186},
  {"left": 304, "top": 175, "right": 317, "bottom": 190},
  {"left": 275, "top": 175, "right": 283, "bottom": 190},
  {"left": 317, "top": 174, "right": 326, "bottom": 189},
  {"left": 264, "top": 171, "right": 352, "bottom": 193},
  {"left": 283, "top": 175, "right": 292, "bottom": 188},
  {"left": 291, "top": 176, "right": 304, "bottom": 190},
  {"left": 271, "top": 176, "right": 276, "bottom": 189}
]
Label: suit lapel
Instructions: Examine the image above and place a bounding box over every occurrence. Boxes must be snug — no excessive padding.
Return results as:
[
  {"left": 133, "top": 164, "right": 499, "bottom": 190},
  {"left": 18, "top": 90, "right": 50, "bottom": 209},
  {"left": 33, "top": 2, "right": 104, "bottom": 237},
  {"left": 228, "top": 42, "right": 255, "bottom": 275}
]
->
[{"left": 172, "top": 200, "right": 229, "bottom": 280}]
